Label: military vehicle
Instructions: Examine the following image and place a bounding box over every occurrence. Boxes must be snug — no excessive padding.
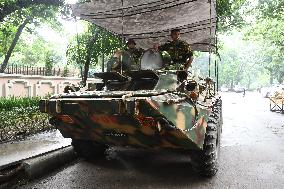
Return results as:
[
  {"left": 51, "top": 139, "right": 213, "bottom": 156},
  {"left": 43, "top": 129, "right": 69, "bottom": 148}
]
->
[{"left": 39, "top": 0, "right": 222, "bottom": 177}]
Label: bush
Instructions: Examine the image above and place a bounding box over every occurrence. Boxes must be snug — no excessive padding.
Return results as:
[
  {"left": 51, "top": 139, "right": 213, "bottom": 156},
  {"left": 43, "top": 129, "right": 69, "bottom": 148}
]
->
[
  {"left": 0, "top": 97, "right": 54, "bottom": 142},
  {"left": 0, "top": 97, "right": 39, "bottom": 110}
]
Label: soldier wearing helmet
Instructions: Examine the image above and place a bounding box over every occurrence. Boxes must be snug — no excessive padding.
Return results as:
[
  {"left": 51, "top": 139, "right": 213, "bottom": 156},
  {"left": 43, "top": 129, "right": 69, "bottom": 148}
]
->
[
  {"left": 125, "top": 38, "right": 144, "bottom": 68},
  {"left": 107, "top": 38, "right": 144, "bottom": 72},
  {"left": 160, "top": 29, "right": 193, "bottom": 70}
]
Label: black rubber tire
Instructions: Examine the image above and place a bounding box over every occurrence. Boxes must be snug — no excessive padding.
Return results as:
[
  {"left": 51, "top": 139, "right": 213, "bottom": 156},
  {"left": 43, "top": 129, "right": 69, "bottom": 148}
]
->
[
  {"left": 71, "top": 139, "right": 108, "bottom": 160},
  {"left": 191, "top": 100, "right": 222, "bottom": 177}
]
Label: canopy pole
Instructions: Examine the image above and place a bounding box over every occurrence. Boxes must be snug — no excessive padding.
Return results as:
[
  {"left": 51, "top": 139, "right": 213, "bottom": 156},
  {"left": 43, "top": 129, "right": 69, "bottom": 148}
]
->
[
  {"left": 208, "top": 0, "right": 212, "bottom": 78},
  {"left": 102, "top": 33, "right": 105, "bottom": 72},
  {"left": 120, "top": 0, "right": 124, "bottom": 74},
  {"left": 214, "top": 0, "right": 219, "bottom": 91}
]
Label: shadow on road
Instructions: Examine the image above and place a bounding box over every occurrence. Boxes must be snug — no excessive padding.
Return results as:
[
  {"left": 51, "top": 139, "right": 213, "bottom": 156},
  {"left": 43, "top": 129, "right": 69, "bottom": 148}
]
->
[{"left": 83, "top": 147, "right": 210, "bottom": 187}]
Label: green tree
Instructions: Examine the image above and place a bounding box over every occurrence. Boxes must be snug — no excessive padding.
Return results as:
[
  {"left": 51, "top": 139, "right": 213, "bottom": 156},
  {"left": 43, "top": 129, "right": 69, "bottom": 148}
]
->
[
  {"left": 245, "top": 0, "right": 284, "bottom": 84},
  {"left": 215, "top": 32, "right": 271, "bottom": 90},
  {"left": 44, "top": 50, "right": 61, "bottom": 75},
  {"left": 66, "top": 23, "right": 122, "bottom": 81},
  {"left": 0, "top": 0, "right": 64, "bottom": 72},
  {"left": 0, "top": 0, "right": 64, "bottom": 22},
  {"left": 217, "top": 0, "right": 249, "bottom": 32}
]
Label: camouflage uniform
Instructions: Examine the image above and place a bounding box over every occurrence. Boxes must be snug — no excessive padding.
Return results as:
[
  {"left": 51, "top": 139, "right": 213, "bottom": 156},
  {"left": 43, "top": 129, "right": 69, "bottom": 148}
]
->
[
  {"left": 107, "top": 47, "right": 144, "bottom": 72},
  {"left": 125, "top": 47, "right": 144, "bottom": 69},
  {"left": 160, "top": 39, "right": 193, "bottom": 69}
]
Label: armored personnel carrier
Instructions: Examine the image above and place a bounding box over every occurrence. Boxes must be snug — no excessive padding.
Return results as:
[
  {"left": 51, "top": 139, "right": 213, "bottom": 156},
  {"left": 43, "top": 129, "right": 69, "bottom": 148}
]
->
[{"left": 39, "top": 0, "right": 222, "bottom": 177}]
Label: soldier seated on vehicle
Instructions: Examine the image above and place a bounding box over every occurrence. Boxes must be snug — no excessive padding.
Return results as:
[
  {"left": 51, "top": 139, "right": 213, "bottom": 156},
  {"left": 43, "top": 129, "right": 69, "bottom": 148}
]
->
[
  {"left": 106, "top": 49, "right": 121, "bottom": 72},
  {"left": 159, "top": 29, "right": 193, "bottom": 70},
  {"left": 106, "top": 39, "right": 144, "bottom": 72}
]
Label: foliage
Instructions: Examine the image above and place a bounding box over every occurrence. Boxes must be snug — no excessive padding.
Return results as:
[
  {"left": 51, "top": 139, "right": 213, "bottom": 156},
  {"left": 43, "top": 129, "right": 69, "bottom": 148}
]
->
[
  {"left": 62, "top": 65, "right": 69, "bottom": 77},
  {"left": 0, "top": 33, "right": 63, "bottom": 67},
  {"left": 0, "top": 97, "right": 40, "bottom": 110},
  {"left": 199, "top": 31, "right": 274, "bottom": 90},
  {"left": 0, "top": 0, "right": 65, "bottom": 71},
  {"left": 66, "top": 22, "right": 122, "bottom": 72},
  {"left": 218, "top": 43, "right": 266, "bottom": 89},
  {"left": 0, "top": 2, "right": 63, "bottom": 50},
  {"left": 0, "top": 97, "right": 53, "bottom": 142},
  {"left": 0, "top": 0, "right": 64, "bottom": 22},
  {"left": 20, "top": 36, "right": 51, "bottom": 66},
  {"left": 44, "top": 50, "right": 62, "bottom": 75},
  {"left": 244, "top": 0, "right": 284, "bottom": 84},
  {"left": 216, "top": 0, "right": 249, "bottom": 32},
  {"left": 257, "top": 0, "right": 284, "bottom": 19}
]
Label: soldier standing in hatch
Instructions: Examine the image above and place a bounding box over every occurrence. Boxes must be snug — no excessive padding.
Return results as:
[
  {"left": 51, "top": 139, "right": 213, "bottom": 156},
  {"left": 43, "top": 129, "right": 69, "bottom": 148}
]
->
[
  {"left": 160, "top": 29, "right": 193, "bottom": 70},
  {"left": 125, "top": 38, "right": 144, "bottom": 69},
  {"left": 107, "top": 38, "right": 144, "bottom": 71}
]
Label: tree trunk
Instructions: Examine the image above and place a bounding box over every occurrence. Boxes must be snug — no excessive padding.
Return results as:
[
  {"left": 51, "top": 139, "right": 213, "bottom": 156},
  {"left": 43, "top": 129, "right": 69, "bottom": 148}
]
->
[
  {"left": 247, "top": 75, "right": 251, "bottom": 90},
  {"left": 82, "top": 33, "right": 99, "bottom": 86},
  {"left": 277, "top": 72, "right": 284, "bottom": 84},
  {"left": 269, "top": 69, "right": 273, "bottom": 85},
  {"left": 102, "top": 53, "right": 105, "bottom": 72},
  {"left": 230, "top": 80, "right": 234, "bottom": 91},
  {"left": 0, "top": 18, "right": 30, "bottom": 73},
  {"left": 82, "top": 49, "right": 92, "bottom": 87}
]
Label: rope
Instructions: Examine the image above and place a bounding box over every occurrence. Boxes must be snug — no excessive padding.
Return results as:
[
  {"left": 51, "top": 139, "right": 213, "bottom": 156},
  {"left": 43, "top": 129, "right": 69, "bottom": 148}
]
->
[
  {"left": 123, "top": 18, "right": 216, "bottom": 37},
  {"left": 81, "top": 0, "right": 197, "bottom": 19}
]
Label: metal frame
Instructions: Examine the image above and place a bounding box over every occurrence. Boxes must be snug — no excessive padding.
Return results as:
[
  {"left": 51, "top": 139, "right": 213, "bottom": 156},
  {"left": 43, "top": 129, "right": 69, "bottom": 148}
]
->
[{"left": 269, "top": 97, "right": 284, "bottom": 114}]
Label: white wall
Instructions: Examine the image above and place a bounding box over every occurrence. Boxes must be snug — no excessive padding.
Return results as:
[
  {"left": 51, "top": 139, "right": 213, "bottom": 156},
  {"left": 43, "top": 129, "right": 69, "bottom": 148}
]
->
[{"left": 0, "top": 73, "right": 99, "bottom": 98}]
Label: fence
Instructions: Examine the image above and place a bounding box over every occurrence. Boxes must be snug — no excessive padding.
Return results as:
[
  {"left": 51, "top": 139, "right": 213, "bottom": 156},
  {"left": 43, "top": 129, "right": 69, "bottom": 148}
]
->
[{"left": 4, "top": 64, "right": 80, "bottom": 77}]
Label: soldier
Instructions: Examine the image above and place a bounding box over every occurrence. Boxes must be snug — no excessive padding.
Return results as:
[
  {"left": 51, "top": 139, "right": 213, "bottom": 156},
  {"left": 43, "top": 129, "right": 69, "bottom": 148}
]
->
[
  {"left": 125, "top": 38, "right": 144, "bottom": 69},
  {"left": 107, "top": 38, "right": 144, "bottom": 72},
  {"left": 160, "top": 29, "right": 193, "bottom": 70}
]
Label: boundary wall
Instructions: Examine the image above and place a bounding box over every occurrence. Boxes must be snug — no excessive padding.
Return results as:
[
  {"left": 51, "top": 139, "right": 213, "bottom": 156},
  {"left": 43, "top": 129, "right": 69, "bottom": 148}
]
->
[{"left": 0, "top": 73, "right": 98, "bottom": 98}]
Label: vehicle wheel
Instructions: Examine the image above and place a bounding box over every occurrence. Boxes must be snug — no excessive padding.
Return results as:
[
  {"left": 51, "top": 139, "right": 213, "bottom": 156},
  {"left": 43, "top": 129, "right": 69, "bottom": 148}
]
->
[
  {"left": 71, "top": 139, "right": 108, "bottom": 160},
  {"left": 191, "top": 102, "right": 221, "bottom": 177}
]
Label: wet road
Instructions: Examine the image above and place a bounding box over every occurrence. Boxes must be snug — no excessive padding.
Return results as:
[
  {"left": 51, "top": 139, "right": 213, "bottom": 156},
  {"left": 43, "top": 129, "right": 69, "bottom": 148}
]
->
[
  {"left": 0, "top": 130, "right": 71, "bottom": 168},
  {"left": 18, "top": 92, "right": 284, "bottom": 189}
]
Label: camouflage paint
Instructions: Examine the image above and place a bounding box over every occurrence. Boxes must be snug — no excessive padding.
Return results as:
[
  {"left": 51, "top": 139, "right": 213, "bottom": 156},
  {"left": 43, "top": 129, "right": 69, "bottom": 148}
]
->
[
  {"left": 40, "top": 70, "right": 218, "bottom": 151},
  {"left": 41, "top": 93, "right": 212, "bottom": 150}
]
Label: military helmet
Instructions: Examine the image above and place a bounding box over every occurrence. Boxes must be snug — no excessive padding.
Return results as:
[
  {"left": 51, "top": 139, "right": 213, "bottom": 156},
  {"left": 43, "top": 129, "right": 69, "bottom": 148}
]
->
[
  {"left": 171, "top": 28, "right": 181, "bottom": 33},
  {"left": 126, "top": 38, "right": 136, "bottom": 45}
]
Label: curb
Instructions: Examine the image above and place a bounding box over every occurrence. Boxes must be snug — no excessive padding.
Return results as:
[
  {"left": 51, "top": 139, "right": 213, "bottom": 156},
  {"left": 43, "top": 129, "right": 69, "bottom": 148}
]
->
[
  {"left": 22, "top": 146, "right": 77, "bottom": 179},
  {"left": 0, "top": 146, "right": 77, "bottom": 185}
]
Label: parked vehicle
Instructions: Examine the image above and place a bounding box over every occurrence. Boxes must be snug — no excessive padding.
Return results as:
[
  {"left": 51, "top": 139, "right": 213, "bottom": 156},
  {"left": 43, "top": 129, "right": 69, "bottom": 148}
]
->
[
  {"left": 220, "top": 86, "right": 229, "bottom": 92},
  {"left": 233, "top": 85, "right": 245, "bottom": 93},
  {"left": 39, "top": 0, "right": 222, "bottom": 177}
]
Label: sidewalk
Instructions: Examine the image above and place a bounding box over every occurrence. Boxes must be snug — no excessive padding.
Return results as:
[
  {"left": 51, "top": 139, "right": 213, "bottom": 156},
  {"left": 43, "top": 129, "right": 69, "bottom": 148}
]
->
[{"left": 0, "top": 130, "right": 71, "bottom": 168}]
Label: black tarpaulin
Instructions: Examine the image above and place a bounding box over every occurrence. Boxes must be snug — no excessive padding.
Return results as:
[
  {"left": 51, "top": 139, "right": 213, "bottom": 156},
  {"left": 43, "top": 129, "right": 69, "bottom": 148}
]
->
[{"left": 72, "top": 0, "right": 217, "bottom": 52}]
